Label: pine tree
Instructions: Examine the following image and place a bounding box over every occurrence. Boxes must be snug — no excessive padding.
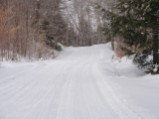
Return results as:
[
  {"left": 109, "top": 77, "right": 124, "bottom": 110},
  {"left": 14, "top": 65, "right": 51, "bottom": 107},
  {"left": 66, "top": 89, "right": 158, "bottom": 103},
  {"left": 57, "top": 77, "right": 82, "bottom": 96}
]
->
[{"left": 103, "top": 0, "right": 159, "bottom": 73}]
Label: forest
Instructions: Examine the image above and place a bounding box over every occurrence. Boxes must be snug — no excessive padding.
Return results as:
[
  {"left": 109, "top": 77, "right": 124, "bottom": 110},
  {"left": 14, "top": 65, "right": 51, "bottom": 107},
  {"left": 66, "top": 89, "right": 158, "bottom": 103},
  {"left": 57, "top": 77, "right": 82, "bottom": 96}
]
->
[
  {"left": 0, "top": 0, "right": 115, "bottom": 61},
  {"left": 0, "top": 0, "right": 159, "bottom": 73}
]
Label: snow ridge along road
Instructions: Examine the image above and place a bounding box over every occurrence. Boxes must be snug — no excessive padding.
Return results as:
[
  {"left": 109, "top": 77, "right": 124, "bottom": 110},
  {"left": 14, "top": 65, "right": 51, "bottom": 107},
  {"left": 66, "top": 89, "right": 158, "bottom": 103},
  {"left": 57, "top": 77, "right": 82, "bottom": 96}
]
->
[{"left": 0, "top": 44, "right": 145, "bottom": 119}]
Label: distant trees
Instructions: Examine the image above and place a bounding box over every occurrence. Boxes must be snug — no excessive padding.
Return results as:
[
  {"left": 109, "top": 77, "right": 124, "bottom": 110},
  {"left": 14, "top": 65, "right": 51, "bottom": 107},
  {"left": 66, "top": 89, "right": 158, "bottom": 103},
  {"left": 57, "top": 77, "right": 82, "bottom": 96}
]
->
[
  {"left": 61, "top": 0, "right": 108, "bottom": 46},
  {"left": 0, "top": 0, "right": 112, "bottom": 61},
  {"left": 0, "top": 0, "right": 67, "bottom": 61},
  {"left": 39, "top": 0, "right": 67, "bottom": 50},
  {"left": 102, "top": 0, "right": 159, "bottom": 73},
  {"left": 0, "top": 1, "right": 16, "bottom": 60}
]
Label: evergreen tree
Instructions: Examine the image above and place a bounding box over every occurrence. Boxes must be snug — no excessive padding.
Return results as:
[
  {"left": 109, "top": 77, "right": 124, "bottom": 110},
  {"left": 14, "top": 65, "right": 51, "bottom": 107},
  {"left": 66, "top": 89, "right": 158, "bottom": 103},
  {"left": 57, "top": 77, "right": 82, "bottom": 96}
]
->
[{"left": 103, "top": 0, "right": 159, "bottom": 73}]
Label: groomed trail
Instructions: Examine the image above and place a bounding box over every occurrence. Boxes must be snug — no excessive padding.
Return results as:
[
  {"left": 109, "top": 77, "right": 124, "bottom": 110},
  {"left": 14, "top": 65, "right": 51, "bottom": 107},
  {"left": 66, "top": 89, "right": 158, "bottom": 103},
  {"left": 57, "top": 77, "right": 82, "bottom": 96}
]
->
[{"left": 0, "top": 44, "right": 146, "bottom": 119}]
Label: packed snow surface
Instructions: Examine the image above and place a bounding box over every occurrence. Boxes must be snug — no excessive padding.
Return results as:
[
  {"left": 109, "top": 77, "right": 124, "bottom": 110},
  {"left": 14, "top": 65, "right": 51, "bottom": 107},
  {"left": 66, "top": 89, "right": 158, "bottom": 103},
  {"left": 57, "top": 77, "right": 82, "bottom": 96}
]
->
[{"left": 0, "top": 43, "right": 159, "bottom": 119}]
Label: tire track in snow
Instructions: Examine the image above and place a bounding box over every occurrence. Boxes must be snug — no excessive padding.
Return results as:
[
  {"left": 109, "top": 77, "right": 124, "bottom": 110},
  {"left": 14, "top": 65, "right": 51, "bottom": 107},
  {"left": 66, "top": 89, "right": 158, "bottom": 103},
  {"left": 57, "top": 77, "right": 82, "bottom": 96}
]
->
[
  {"left": 0, "top": 44, "right": 146, "bottom": 119},
  {"left": 91, "top": 62, "right": 145, "bottom": 119},
  {"left": 54, "top": 58, "right": 89, "bottom": 119},
  {"left": 0, "top": 64, "right": 37, "bottom": 85},
  {"left": 20, "top": 60, "right": 83, "bottom": 119},
  {"left": 78, "top": 57, "right": 119, "bottom": 119},
  {"left": 0, "top": 64, "right": 48, "bottom": 102}
]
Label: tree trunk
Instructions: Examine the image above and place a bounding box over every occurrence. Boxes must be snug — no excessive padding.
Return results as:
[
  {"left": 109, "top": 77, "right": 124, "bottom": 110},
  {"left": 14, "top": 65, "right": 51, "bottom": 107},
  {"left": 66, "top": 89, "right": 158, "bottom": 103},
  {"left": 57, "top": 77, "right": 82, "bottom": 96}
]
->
[
  {"left": 152, "top": 27, "right": 159, "bottom": 65},
  {"left": 152, "top": 23, "right": 159, "bottom": 74},
  {"left": 111, "top": 38, "right": 115, "bottom": 50}
]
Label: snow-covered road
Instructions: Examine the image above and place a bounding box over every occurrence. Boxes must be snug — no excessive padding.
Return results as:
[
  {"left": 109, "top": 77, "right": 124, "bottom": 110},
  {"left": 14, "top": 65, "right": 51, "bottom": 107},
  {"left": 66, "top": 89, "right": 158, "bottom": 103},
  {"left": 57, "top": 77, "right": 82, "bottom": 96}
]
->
[{"left": 0, "top": 44, "right": 158, "bottom": 119}]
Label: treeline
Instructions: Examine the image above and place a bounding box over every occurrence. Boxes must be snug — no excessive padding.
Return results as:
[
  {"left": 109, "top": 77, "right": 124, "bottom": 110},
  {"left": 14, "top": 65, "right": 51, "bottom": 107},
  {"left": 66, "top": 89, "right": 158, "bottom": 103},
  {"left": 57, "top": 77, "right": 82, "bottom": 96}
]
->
[
  {"left": 0, "top": 0, "right": 111, "bottom": 61},
  {"left": 0, "top": 0, "right": 64, "bottom": 61},
  {"left": 101, "top": 0, "right": 159, "bottom": 73}
]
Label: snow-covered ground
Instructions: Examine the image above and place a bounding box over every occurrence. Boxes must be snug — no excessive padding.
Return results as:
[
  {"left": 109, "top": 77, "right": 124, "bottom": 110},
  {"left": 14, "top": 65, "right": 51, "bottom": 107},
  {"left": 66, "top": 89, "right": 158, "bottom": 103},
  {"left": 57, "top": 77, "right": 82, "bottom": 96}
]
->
[{"left": 0, "top": 43, "right": 159, "bottom": 119}]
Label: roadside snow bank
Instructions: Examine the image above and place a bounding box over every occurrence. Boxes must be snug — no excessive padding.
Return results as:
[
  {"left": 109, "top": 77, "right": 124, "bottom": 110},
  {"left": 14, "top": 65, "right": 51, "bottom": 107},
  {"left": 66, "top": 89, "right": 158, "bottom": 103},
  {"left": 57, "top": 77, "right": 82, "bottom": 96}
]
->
[{"left": 100, "top": 46, "right": 159, "bottom": 119}]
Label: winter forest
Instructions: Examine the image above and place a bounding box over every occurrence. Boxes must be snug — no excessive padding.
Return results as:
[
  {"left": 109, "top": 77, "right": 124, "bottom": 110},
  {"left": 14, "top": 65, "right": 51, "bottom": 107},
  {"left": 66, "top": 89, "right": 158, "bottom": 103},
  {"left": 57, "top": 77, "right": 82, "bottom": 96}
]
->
[
  {"left": 0, "top": 0, "right": 159, "bottom": 119},
  {"left": 0, "top": 0, "right": 113, "bottom": 60}
]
